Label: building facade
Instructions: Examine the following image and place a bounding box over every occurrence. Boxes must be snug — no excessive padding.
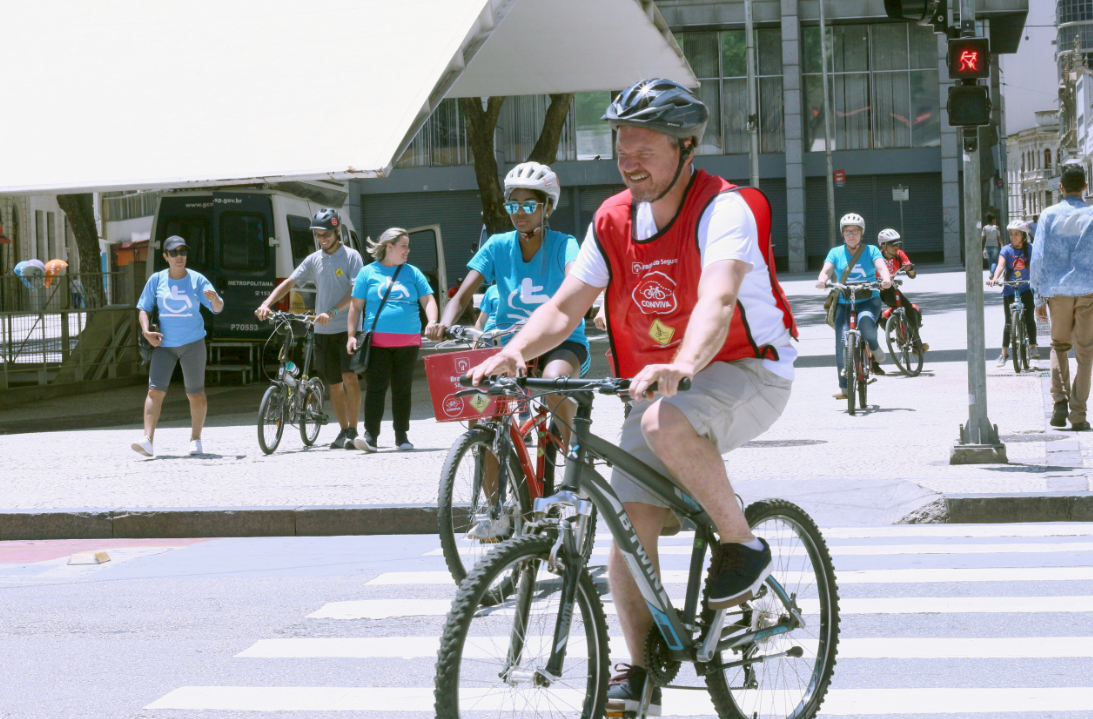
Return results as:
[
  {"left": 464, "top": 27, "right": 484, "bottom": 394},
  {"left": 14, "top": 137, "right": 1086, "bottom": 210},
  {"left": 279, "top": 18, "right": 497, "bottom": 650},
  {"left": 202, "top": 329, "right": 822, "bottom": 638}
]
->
[{"left": 1006, "top": 110, "right": 1063, "bottom": 221}]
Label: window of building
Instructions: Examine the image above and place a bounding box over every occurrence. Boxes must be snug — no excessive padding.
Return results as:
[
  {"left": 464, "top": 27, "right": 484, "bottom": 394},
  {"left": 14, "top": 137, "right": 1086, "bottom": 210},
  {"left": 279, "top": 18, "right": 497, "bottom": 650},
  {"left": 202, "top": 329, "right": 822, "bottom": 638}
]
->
[
  {"left": 803, "top": 23, "right": 939, "bottom": 151},
  {"left": 675, "top": 29, "right": 785, "bottom": 155},
  {"left": 396, "top": 99, "right": 473, "bottom": 169},
  {"left": 220, "top": 213, "right": 268, "bottom": 270},
  {"left": 35, "top": 210, "right": 45, "bottom": 260},
  {"left": 46, "top": 211, "right": 56, "bottom": 260},
  {"left": 575, "top": 92, "right": 614, "bottom": 160},
  {"left": 1046, "top": 148, "right": 1053, "bottom": 170}
]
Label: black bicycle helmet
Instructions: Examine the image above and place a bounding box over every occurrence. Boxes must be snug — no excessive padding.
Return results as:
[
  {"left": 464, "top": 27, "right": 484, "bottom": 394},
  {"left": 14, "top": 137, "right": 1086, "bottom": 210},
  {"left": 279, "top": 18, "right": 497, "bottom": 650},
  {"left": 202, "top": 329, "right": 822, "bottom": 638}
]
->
[
  {"left": 602, "top": 78, "right": 708, "bottom": 146},
  {"left": 310, "top": 208, "right": 342, "bottom": 232}
]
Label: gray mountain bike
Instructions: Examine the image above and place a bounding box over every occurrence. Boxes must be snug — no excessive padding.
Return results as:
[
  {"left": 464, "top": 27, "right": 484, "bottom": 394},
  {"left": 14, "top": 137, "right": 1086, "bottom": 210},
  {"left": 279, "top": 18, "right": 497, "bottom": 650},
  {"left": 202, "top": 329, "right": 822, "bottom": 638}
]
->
[
  {"left": 257, "top": 311, "right": 328, "bottom": 454},
  {"left": 434, "top": 375, "right": 840, "bottom": 719}
]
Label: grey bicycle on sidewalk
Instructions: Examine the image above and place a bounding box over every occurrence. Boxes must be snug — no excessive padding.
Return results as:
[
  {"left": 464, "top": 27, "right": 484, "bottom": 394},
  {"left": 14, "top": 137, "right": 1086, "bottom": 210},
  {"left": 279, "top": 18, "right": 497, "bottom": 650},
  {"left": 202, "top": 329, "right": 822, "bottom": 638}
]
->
[
  {"left": 256, "top": 311, "right": 329, "bottom": 454},
  {"left": 994, "top": 280, "right": 1033, "bottom": 374},
  {"left": 827, "top": 279, "right": 883, "bottom": 415},
  {"left": 434, "top": 375, "right": 840, "bottom": 719}
]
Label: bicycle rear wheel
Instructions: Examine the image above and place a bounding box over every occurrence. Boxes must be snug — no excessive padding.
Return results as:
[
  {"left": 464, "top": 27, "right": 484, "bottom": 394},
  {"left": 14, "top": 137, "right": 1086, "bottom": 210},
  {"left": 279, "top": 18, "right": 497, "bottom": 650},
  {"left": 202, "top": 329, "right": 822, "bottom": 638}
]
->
[
  {"left": 844, "top": 335, "right": 857, "bottom": 415},
  {"left": 434, "top": 534, "right": 609, "bottom": 719},
  {"left": 887, "top": 314, "right": 923, "bottom": 376},
  {"left": 705, "top": 499, "right": 841, "bottom": 719},
  {"left": 299, "top": 379, "right": 325, "bottom": 446},
  {"left": 857, "top": 349, "right": 868, "bottom": 410},
  {"left": 438, "top": 428, "right": 533, "bottom": 591},
  {"left": 257, "top": 385, "right": 286, "bottom": 455}
]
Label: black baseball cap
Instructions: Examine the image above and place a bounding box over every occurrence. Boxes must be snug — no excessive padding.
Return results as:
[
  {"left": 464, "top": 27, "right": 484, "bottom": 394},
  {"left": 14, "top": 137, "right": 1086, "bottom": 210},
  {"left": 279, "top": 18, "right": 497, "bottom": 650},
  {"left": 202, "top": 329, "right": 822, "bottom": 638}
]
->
[{"left": 164, "top": 236, "right": 188, "bottom": 251}]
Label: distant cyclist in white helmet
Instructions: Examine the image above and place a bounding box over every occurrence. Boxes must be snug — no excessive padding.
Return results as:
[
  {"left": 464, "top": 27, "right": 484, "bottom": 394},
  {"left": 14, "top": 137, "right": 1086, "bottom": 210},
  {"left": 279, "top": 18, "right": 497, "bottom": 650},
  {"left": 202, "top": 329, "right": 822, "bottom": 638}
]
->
[
  {"left": 429, "top": 161, "right": 590, "bottom": 540},
  {"left": 987, "top": 219, "right": 1038, "bottom": 369},
  {"left": 816, "top": 212, "right": 893, "bottom": 398},
  {"left": 877, "top": 229, "right": 927, "bottom": 352}
]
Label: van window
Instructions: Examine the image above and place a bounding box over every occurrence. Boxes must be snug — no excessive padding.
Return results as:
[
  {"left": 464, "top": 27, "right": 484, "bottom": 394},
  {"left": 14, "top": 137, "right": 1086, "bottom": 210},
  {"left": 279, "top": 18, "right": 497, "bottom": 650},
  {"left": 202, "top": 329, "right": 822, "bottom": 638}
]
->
[
  {"left": 287, "top": 215, "right": 315, "bottom": 266},
  {"left": 220, "top": 213, "right": 268, "bottom": 270},
  {"left": 162, "top": 216, "right": 209, "bottom": 268}
]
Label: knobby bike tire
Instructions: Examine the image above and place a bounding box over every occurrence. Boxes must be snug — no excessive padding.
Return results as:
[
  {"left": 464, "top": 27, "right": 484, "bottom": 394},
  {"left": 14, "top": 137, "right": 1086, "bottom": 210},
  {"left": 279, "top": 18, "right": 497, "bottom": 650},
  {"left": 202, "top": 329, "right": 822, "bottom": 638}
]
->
[
  {"left": 433, "top": 534, "right": 610, "bottom": 719},
  {"left": 857, "top": 350, "right": 868, "bottom": 411},
  {"left": 704, "top": 499, "right": 841, "bottom": 719},
  {"left": 437, "top": 428, "right": 532, "bottom": 596},
  {"left": 299, "top": 379, "right": 324, "bottom": 446},
  {"left": 905, "top": 321, "right": 924, "bottom": 376},
  {"left": 1018, "top": 318, "right": 1030, "bottom": 372},
  {"left": 844, "top": 334, "right": 857, "bottom": 415},
  {"left": 1011, "top": 308, "right": 1023, "bottom": 374},
  {"left": 257, "top": 385, "right": 286, "bottom": 455}
]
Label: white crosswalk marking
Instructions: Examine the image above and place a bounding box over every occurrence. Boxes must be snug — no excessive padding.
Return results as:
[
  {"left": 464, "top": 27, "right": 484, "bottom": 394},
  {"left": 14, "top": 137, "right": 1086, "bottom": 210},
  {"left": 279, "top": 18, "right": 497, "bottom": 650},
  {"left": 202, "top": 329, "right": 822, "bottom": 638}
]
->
[{"left": 147, "top": 522, "right": 1093, "bottom": 717}]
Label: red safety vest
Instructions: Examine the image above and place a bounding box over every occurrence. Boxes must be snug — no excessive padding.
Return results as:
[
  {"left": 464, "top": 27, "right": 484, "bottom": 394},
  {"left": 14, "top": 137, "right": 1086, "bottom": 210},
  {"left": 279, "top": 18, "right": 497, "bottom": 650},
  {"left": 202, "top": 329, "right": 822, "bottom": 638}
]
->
[{"left": 593, "top": 170, "right": 797, "bottom": 378}]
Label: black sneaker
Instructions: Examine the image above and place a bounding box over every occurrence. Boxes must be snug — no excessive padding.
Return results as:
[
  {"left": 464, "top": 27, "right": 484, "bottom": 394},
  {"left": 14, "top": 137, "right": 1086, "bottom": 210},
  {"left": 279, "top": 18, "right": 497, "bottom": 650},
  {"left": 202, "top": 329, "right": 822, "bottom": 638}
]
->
[
  {"left": 353, "top": 432, "right": 378, "bottom": 453},
  {"left": 706, "top": 539, "right": 774, "bottom": 610},
  {"left": 343, "top": 427, "right": 359, "bottom": 449},
  {"left": 329, "top": 428, "right": 349, "bottom": 449},
  {"left": 605, "top": 664, "right": 661, "bottom": 717},
  {"left": 395, "top": 432, "right": 413, "bottom": 451},
  {"left": 870, "top": 359, "right": 886, "bottom": 375},
  {"left": 1052, "top": 401, "right": 1069, "bottom": 428}
]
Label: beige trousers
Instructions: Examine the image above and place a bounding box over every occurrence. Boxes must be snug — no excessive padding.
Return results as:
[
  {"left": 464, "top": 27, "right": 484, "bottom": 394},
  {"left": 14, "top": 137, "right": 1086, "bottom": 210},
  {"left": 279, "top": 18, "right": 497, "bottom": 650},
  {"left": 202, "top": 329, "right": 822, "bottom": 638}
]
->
[{"left": 1048, "top": 294, "right": 1093, "bottom": 423}]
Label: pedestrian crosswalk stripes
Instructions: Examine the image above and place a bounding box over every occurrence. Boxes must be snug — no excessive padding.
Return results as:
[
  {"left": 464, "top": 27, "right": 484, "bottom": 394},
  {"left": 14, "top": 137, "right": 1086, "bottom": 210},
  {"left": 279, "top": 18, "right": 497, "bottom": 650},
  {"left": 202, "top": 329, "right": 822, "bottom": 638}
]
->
[
  {"left": 146, "top": 522, "right": 1093, "bottom": 717},
  {"left": 146, "top": 685, "right": 1093, "bottom": 714},
  {"left": 237, "top": 635, "right": 1093, "bottom": 660}
]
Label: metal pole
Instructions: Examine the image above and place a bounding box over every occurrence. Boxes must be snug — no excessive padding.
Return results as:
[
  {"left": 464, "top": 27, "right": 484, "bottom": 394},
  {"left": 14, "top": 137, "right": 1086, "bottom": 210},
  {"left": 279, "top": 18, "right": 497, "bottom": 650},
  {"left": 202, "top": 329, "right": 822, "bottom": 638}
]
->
[
  {"left": 952, "top": 0, "right": 1004, "bottom": 462},
  {"left": 745, "top": 0, "right": 760, "bottom": 188},
  {"left": 818, "top": 0, "right": 837, "bottom": 246}
]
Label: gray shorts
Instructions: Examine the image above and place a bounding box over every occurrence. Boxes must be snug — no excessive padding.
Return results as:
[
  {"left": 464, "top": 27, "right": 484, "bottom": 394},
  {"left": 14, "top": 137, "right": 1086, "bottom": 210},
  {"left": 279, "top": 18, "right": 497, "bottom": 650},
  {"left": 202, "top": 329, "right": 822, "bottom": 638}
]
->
[
  {"left": 149, "top": 339, "right": 207, "bottom": 395},
  {"left": 610, "top": 358, "right": 792, "bottom": 508}
]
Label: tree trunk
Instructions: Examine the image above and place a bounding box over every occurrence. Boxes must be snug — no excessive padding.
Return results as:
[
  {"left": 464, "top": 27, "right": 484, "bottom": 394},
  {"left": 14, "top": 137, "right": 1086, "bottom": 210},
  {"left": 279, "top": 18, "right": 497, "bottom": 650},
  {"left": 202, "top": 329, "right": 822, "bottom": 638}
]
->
[
  {"left": 56, "top": 193, "right": 105, "bottom": 308},
  {"left": 526, "top": 94, "right": 574, "bottom": 167},
  {"left": 460, "top": 97, "right": 510, "bottom": 236}
]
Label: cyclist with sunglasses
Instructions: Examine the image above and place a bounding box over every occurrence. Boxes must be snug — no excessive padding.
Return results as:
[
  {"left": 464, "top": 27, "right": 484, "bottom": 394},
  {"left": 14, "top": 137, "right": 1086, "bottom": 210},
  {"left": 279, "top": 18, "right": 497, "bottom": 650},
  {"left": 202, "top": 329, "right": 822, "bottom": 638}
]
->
[
  {"left": 429, "top": 162, "right": 590, "bottom": 539},
  {"left": 132, "top": 235, "right": 224, "bottom": 458}
]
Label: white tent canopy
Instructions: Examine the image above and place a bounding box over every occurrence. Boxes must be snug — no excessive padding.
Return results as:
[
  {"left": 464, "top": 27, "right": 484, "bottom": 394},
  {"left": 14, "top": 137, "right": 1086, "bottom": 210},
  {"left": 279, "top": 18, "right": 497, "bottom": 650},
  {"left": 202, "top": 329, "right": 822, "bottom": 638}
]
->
[{"left": 0, "top": 0, "right": 694, "bottom": 195}]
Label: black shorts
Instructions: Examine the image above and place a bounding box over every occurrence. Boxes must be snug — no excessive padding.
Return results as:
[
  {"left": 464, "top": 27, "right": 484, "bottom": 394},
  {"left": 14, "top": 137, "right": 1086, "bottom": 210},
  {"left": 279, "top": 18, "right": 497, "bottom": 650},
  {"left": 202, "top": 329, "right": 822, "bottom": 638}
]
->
[
  {"left": 313, "top": 332, "right": 353, "bottom": 386},
  {"left": 538, "top": 340, "right": 590, "bottom": 376}
]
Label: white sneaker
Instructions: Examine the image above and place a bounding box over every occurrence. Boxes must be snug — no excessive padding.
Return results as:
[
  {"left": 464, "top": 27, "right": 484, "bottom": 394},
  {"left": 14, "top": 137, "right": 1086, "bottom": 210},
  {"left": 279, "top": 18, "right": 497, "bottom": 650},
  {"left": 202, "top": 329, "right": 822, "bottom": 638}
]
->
[
  {"left": 131, "top": 436, "right": 154, "bottom": 457},
  {"left": 465, "top": 515, "right": 513, "bottom": 542},
  {"left": 189, "top": 439, "right": 203, "bottom": 456},
  {"left": 872, "top": 346, "right": 886, "bottom": 363},
  {"left": 996, "top": 353, "right": 1008, "bottom": 367}
]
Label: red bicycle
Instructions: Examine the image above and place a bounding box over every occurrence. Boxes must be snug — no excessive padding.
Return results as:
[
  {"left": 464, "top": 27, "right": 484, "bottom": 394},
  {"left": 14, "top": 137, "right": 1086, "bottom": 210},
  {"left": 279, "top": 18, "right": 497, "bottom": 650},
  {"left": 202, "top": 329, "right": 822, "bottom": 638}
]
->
[{"left": 426, "top": 324, "right": 595, "bottom": 596}]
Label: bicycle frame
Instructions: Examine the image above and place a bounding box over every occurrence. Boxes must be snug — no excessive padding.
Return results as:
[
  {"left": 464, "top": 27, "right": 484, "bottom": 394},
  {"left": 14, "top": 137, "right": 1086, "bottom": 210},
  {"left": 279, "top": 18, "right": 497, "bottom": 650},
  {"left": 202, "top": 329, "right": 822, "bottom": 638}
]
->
[
  {"left": 273, "top": 313, "right": 320, "bottom": 417},
  {"left": 519, "top": 385, "right": 801, "bottom": 679}
]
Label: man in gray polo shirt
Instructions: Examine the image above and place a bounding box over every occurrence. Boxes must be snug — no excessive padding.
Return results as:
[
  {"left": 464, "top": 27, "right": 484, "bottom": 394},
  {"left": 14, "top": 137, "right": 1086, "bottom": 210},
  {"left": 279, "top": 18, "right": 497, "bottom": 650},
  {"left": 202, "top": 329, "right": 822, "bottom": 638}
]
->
[{"left": 256, "top": 208, "right": 364, "bottom": 448}]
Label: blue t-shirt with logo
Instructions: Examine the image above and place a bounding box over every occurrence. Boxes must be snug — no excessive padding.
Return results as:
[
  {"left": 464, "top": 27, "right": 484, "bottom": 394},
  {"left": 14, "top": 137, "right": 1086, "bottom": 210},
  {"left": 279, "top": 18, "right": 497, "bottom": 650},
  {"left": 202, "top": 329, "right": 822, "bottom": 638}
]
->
[
  {"left": 137, "top": 270, "right": 220, "bottom": 347},
  {"left": 351, "top": 262, "right": 433, "bottom": 336},
  {"left": 480, "top": 285, "right": 499, "bottom": 332},
  {"left": 824, "top": 244, "right": 884, "bottom": 304},
  {"left": 999, "top": 244, "right": 1031, "bottom": 296},
  {"left": 468, "top": 229, "right": 588, "bottom": 351}
]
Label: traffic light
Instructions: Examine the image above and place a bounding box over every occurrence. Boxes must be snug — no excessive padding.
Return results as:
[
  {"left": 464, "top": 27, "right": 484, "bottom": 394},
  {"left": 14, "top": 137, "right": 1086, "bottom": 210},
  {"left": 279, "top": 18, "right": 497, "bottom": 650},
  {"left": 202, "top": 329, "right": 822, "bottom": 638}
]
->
[
  {"left": 947, "top": 84, "right": 992, "bottom": 126},
  {"left": 947, "top": 37, "right": 991, "bottom": 79},
  {"left": 884, "top": 0, "right": 948, "bottom": 33}
]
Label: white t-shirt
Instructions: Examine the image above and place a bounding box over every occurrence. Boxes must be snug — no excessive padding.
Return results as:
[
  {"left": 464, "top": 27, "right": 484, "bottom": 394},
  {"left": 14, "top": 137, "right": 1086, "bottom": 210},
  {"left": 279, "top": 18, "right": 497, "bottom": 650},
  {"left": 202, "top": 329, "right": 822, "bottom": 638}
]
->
[{"left": 571, "top": 191, "right": 797, "bottom": 380}]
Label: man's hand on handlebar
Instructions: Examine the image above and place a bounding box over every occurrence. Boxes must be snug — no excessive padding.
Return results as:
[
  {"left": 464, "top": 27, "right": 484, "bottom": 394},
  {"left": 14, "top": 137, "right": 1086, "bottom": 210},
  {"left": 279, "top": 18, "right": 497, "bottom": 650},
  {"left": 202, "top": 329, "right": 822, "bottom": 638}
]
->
[
  {"left": 426, "top": 321, "right": 449, "bottom": 342},
  {"left": 255, "top": 304, "right": 272, "bottom": 321},
  {"left": 469, "top": 347, "right": 525, "bottom": 386},
  {"left": 629, "top": 362, "right": 694, "bottom": 402}
]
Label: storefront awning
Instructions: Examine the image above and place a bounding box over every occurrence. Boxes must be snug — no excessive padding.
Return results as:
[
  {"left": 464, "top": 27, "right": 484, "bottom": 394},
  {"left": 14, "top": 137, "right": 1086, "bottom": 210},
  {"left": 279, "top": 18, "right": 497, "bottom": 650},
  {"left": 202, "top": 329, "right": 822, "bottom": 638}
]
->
[{"left": 0, "top": 0, "right": 693, "bottom": 195}]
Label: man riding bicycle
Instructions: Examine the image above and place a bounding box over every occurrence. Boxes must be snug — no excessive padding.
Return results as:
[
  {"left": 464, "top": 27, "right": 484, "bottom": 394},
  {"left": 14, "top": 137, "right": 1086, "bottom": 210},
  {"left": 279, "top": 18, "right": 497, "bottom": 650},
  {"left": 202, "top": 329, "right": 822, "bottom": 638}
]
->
[
  {"left": 467, "top": 78, "right": 798, "bottom": 715},
  {"left": 256, "top": 208, "right": 364, "bottom": 449}
]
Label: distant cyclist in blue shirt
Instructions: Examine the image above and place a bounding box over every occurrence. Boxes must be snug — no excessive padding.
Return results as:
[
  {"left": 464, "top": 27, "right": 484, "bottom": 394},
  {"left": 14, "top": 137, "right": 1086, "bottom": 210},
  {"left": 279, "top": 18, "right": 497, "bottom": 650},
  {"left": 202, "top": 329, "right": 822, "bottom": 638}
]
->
[
  {"left": 988, "top": 219, "right": 1038, "bottom": 369},
  {"left": 133, "top": 235, "right": 223, "bottom": 458},
  {"left": 429, "top": 162, "right": 589, "bottom": 540},
  {"left": 476, "top": 284, "right": 500, "bottom": 333}
]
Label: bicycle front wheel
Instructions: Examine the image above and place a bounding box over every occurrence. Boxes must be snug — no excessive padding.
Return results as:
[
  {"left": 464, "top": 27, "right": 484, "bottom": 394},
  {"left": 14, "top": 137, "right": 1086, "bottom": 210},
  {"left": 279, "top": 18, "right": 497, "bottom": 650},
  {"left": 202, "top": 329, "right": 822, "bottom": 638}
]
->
[
  {"left": 438, "top": 429, "right": 533, "bottom": 590},
  {"left": 844, "top": 334, "right": 857, "bottom": 415},
  {"left": 1011, "top": 310, "right": 1023, "bottom": 373},
  {"left": 705, "top": 499, "right": 841, "bottom": 719},
  {"left": 257, "top": 385, "right": 286, "bottom": 455},
  {"left": 299, "top": 379, "right": 325, "bottom": 446},
  {"left": 434, "top": 534, "right": 610, "bottom": 719}
]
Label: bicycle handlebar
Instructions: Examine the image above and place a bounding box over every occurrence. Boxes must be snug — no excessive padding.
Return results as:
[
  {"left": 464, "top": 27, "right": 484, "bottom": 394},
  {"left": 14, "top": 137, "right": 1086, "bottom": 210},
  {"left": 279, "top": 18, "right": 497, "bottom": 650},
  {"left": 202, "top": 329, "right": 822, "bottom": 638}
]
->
[
  {"left": 826, "top": 280, "right": 883, "bottom": 291},
  {"left": 458, "top": 374, "right": 691, "bottom": 396},
  {"left": 266, "top": 310, "right": 315, "bottom": 324}
]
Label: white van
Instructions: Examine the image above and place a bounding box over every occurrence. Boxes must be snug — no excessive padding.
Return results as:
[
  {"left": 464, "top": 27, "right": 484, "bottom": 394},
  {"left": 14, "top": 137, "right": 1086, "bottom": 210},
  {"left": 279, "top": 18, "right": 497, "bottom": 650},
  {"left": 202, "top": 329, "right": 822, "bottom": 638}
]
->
[{"left": 145, "top": 182, "right": 362, "bottom": 342}]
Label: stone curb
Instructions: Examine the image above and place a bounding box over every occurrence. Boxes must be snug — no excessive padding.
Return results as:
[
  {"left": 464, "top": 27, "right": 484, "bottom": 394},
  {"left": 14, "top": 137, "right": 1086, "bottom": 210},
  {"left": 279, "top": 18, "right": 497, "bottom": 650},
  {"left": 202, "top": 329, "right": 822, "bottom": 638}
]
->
[
  {"left": 946, "top": 493, "right": 1093, "bottom": 524},
  {"left": 0, "top": 504, "right": 440, "bottom": 541}
]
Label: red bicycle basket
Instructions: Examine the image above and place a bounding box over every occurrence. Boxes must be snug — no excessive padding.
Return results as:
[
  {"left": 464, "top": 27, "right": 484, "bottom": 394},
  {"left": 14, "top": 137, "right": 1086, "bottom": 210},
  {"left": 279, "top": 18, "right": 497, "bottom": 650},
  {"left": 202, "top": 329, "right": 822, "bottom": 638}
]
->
[{"left": 424, "top": 347, "right": 508, "bottom": 422}]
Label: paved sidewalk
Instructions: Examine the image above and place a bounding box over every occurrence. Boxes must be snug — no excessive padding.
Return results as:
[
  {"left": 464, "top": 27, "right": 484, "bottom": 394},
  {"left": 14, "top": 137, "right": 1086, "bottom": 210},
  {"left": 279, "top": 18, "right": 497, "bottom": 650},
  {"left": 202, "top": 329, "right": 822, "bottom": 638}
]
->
[{"left": 1, "top": 269, "right": 1090, "bottom": 530}]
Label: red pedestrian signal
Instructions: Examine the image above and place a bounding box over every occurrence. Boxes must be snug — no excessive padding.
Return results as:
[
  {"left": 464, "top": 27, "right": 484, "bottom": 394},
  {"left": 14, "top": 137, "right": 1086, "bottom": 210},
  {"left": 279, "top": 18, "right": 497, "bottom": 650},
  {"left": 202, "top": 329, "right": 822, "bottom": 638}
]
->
[{"left": 947, "top": 38, "right": 991, "bottom": 79}]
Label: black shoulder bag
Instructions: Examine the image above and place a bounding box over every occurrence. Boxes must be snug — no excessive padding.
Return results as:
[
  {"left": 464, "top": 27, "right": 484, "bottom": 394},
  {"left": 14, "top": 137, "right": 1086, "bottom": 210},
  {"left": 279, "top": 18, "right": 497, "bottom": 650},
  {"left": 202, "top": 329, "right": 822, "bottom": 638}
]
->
[
  {"left": 349, "top": 264, "right": 403, "bottom": 375},
  {"left": 138, "top": 273, "right": 161, "bottom": 366}
]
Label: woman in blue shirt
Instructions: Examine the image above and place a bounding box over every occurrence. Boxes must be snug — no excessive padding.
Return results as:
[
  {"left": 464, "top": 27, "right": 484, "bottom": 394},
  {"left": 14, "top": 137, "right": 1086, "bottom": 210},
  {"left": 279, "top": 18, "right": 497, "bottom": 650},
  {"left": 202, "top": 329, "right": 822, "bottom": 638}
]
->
[
  {"left": 987, "top": 220, "right": 1038, "bottom": 368},
  {"left": 133, "top": 235, "right": 224, "bottom": 458},
  {"left": 476, "top": 284, "right": 500, "bottom": 332},
  {"left": 815, "top": 213, "right": 893, "bottom": 400},
  {"left": 347, "top": 227, "right": 439, "bottom": 452}
]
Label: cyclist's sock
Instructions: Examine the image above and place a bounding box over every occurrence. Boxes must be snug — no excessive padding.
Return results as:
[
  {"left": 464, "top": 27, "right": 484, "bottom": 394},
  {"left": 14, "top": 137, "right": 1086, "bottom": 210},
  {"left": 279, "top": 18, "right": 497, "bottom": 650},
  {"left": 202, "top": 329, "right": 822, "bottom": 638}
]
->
[{"left": 739, "top": 538, "right": 764, "bottom": 551}]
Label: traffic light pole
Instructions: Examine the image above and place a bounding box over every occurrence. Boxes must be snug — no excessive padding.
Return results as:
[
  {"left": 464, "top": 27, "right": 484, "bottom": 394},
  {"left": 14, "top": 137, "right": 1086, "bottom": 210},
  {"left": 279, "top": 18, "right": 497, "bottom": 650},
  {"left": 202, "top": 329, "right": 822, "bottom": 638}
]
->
[{"left": 951, "top": 0, "right": 1006, "bottom": 464}]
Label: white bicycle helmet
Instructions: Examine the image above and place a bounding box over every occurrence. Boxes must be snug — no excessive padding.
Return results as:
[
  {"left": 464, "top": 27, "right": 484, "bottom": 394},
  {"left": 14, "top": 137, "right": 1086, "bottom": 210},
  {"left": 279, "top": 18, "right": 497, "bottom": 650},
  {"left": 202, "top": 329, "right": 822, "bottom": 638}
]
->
[
  {"left": 877, "top": 228, "right": 902, "bottom": 245},
  {"left": 1007, "top": 219, "right": 1030, "bottom": 234},
  {"left": 840, "top": 213, "right": 865, "bottom": 232},
  {"left": 504, "top": 162, "right": 561, "bottom": 215}
]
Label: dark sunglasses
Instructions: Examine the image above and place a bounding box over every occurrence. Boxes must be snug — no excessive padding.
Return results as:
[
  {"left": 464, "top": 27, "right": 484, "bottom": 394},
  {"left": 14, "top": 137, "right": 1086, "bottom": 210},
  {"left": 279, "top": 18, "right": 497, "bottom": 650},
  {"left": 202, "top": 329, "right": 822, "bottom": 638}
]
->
[
  {"left": 505, "top": 200, "right": 539, "bottom": 215},
  {"left": 167, "top": 248, "right": 189, "bottom": 257}
]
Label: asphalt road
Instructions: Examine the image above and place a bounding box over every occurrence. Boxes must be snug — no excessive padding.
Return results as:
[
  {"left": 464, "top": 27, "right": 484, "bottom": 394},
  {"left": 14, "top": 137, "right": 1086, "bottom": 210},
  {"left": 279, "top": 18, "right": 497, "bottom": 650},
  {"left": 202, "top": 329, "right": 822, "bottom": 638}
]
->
[{"left": 4, "top": 524, "right": 1093, "bottom": 718}]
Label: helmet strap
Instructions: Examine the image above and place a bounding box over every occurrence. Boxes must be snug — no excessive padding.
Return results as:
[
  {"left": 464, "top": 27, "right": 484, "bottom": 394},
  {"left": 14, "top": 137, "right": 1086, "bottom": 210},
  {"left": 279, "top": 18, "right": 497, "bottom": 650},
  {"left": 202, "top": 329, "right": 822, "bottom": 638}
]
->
[{"left": 651, "top": 139, "right": 693, "bottom": 203}]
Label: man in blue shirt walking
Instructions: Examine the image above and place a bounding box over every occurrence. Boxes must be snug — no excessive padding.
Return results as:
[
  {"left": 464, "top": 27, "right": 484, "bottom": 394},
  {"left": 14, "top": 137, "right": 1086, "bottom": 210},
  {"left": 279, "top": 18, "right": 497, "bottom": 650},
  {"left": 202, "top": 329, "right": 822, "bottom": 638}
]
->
[{"left": 1032, "top": 163, "right": 1093, "bottom": 430}]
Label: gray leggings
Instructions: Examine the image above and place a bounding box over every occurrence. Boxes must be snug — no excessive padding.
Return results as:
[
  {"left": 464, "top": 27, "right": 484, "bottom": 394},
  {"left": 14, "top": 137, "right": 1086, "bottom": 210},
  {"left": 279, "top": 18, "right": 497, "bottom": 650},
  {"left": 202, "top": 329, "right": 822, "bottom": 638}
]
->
[{"left": 149, "top": 339, "right": 207, "bottom": 394}]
